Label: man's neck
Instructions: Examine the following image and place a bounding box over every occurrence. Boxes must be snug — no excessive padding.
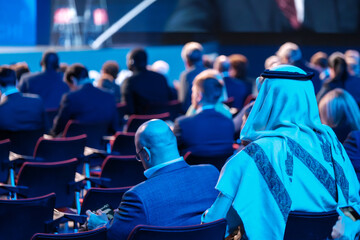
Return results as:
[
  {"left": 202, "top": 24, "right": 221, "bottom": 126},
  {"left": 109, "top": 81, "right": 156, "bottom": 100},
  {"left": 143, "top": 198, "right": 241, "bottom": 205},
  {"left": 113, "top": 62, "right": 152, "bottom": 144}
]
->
[
  {"left": 144, "top": 156, "right": 183, "bottom": 178},
  {"left": 196, "top": 104, "right": 215, "bottom": 113}
]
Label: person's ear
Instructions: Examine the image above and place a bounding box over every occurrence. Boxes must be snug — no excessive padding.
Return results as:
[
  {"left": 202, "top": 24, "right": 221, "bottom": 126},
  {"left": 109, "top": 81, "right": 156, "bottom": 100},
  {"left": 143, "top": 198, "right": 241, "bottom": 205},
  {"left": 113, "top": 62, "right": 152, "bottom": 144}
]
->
[
  {"left": 196, "top": 91, "right": 203, "bottom": 103},
  {"left": 143, "top": 147, "right": 151, "bottom": 162}
]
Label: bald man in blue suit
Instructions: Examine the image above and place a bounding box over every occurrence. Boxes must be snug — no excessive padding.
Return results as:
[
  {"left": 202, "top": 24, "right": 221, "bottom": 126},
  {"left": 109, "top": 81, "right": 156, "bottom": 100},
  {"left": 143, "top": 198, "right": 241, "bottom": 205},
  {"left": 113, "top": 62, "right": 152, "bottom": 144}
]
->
[{"left": 87, "top": 119, "right": 219, "bottom": 240}]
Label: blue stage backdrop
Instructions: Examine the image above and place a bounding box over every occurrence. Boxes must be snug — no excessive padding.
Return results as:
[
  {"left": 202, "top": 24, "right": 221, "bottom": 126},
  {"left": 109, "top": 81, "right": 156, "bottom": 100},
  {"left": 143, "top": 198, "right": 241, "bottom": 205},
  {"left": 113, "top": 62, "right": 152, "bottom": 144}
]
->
[{"left": 0, "top": 0, "right": 50, "bottom": 46}]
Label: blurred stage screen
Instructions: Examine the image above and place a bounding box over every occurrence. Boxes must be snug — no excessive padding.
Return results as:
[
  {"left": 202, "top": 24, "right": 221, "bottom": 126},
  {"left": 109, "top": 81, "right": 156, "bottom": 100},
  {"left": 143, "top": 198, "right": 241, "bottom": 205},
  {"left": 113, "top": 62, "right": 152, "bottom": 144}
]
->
[{"left": 1, "top": 0, "right": 359, "bottom": 46}]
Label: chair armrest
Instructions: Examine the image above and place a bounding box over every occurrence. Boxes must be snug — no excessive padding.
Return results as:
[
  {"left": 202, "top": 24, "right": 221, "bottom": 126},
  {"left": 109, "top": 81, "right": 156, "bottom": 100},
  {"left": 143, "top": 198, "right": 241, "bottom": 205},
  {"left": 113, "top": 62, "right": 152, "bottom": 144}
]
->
[
  {"left": 85, "top": 176, "right": 111, "bottom": 187},
  {"left": 0, "top": 183, "right": 29, "bottom": 195},
  {"left": 46, "top": 210, "right": 88, "bottom": 232}
]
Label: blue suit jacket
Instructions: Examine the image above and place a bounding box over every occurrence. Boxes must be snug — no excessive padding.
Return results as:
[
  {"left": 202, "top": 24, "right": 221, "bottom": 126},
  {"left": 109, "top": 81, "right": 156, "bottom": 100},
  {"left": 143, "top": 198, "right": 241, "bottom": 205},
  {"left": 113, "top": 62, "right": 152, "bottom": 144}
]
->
[
  {"left": 106, "top": 160, "right": 219, "bottom": 240},
  {"left": 121, "top": 69, "right": 173, "bottom": 115},
  {"left": 178, "top": 64, "right": 206, "bottom": 113},
  {"left": 0, "top": 92, "right": 47, "bottom": 131},
  {"left": 343, "top": 130, "right": 360, "bottom": 181},
  {"left": 173, "top": 108, "right": 235, "bottom": 156},
  {"left": 18, "top": 70, "right": 69, "bottom": 109},
  {"left": 223, "top": 76, "right": 249, "bottom": 109},
  {"left": 51, "top": 83, "right": 118, "bottom": 136}
]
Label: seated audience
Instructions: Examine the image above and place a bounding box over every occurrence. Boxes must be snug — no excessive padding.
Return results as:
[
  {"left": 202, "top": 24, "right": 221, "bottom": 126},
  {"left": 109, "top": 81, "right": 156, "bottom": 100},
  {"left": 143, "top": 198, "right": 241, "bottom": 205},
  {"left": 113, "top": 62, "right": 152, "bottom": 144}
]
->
[
  {"left": 0, "top": 67, "right": 47, "bottom": 132},
  {"left": 18, "top": 50, "right": 69, "bottom": 109},
  {"left": 173, "top": 70, "right": 234, "bottom": 156},
  {"left": 178, "top": 42, "right": 206, "bottom": 113},
  {"left": 97, "top": 60, "right": 121, "bottom": 103},
  {"left": 318, "top": 88, "right": 360, "bottom": 143},
  {"left": 9, "top": 62, "right": 30, "bottom": 83},
  {"left": 228, "top": 54, "right": 253, "bottom": 97},
  {"left": 51, "top": 64, "right": 118, "bottom": 136},
  {"left": 345, "top": 49, "right": 360, "bottom": 77},
  {"left": 344, "top": 51, "right": 360, "bottom": 105},
  {"left": 121, "top": 48, "right": 173, "bottom": 115},
  {"left": 310, "top": 51, "right": 329, "bottom": 81},
  {"left": 317, "top": 52, "right": 348, "bottom": 102},
  {"left": 264, "top": 55, "right": 281, "bottom": 69},
  {"left": 87, "top": 119, "right": 219, "bottom": 240},
  {"left": 277, "top": 42, "right": 322, "bottom": 94},
  {"left": 213, "top": 55, "right": 249, "bottom": 109},
  {"left": 202, "top": 65, "right": 360, "bottom": 239},
  {"left": 151, "top": 60, "right": 178, "bottom": 99}
]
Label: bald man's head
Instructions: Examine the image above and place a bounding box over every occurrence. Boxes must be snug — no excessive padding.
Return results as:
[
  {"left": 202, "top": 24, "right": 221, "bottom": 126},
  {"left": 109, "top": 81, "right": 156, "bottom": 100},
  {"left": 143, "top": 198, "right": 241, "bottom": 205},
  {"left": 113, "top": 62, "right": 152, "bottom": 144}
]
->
[{"left": 135, "top": 119, "right": 179, "bottom": 169}]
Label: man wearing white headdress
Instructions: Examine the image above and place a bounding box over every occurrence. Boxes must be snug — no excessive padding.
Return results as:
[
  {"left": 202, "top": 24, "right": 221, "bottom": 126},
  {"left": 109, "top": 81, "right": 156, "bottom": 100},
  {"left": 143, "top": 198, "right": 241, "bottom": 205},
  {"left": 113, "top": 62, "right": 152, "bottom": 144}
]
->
[{"left": 202, "top": 65, "right": 360, "bottom": 239}]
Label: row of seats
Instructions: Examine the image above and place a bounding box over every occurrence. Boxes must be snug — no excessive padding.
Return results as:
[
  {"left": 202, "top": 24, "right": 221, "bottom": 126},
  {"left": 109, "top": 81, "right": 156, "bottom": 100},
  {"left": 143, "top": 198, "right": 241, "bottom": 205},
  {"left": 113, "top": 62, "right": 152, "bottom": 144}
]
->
[{"left": 0, "top": 189, "right": 340, "bottom": 240}]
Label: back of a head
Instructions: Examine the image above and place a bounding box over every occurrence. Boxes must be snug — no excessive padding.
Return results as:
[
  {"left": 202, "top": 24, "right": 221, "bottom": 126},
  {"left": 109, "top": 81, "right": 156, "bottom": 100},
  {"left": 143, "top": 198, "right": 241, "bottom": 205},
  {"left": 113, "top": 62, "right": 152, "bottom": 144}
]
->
[
  {"left": 213, "top": 55, "right": 230, "bottom": 73},
  {"left": 310, "top": 52, "right": 328, "bottom": 69},
  {"left": 193, "top": 70, "right": 223, "bottom": 104},
  {"left": 102, "top": 61, "right": 119, "bottom": 79},
  {"left": 64, "top": 63, "right": 89, "bottom": 85},
  {"left": 181, "top": 42, "right": 203, "bottom": 66},
  {"left": 0, "top": 67, "right": 16, "bottom": 87},
  {"left": 135, "top": 119, "right": 179, "bottom": 165},
  {"left": 127, "top": 48, "right": 147, "bottom": 71},
  {"left": 277, "top": 42, "right": 302, "bottom": 64},
  {"left": 328, "top": 52, "right": 348, "bottom": 83},
  {"left": 41, "top": 50, "right": 59, "bottom": 70},
  {"left": 319, "top": 88, "right": 360, "bottom": 131},
  {"left": 228, "top": 54, "right": 248, "bottom": 79}
]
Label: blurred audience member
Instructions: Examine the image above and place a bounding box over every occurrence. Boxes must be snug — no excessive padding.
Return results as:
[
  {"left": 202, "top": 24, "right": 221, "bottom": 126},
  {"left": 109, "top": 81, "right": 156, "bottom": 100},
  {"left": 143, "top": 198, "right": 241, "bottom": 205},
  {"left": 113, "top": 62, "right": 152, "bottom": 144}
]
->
[
  {"left": 97, "top": 60, "right": 121, "bottom": 103},
  {"left": 173, "top": 70, "right": 234, "bottom": 156},
  {"left": 0, "top": 67, "right": 47, "bottom": 132},
  {"left": 59, "top": 63, "right": 68, "bottom": 73},
  {"left": 264, "top": 55, "right": 281, "bottom": 69},
  {"left": 214, "top": 55, "right": 249, "bottom": 109},
  {"left": 310, "top": 51, "right": 329, "bottom": 81},
  {"left": 121, "top": 48, "right": 173, "bottom": 115},
  {"left": 51, "top": 64, "right": 118, "bottom": 136},
  {"left": 151, "top": 60, "right": 170, "bottom": 77},
  {"left": 344, "top": 50, "right": 360, "bottom": 106},
  {"left": 10, "top": 62, "right": 30, "bottom": 83},
  {"left": 318, "top": 88, "right": 360, "bottom": 143},
  {"left": 18, "top": 50, "right": 69, "bottom": 110},
  {"left": 151, "top": 60, "right": 177, "bottom": 99},
  {"left": 178, "top": 42, "right": 206, "bottom": 113},
  {"left": 228, "top": 54, "right": 253, "bottom": 97},
  {"left": 233, "top": 101, "right": 255, "bottom": 141},
  {"left": 344, "top": 130, "right": 360, "bottom": 181},
  {"left": 277, "top": 42, "right": 321, "bottom": 93},
  {"left": 317, "top": 52, "right": 348, "bottom": 102},
  {"left": 345, "top": 49, "right": 360, "bottom": 77}
]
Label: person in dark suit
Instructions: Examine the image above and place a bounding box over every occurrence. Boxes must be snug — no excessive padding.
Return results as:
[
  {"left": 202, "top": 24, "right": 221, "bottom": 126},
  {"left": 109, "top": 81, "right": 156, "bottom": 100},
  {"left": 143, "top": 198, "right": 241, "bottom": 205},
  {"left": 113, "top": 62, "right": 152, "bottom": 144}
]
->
[
  {"left": 345, "top": 75, "right": 360, "bottom": 106},
  {"left": 214, "top": 55, "right": 249, "bottom": 109},
  {"left": 173, "top": 70, "right": 235, "bottom": 156},
  {"left": 51, "top": 64, "right": 118, "bottom": 136},
  {"left": 166, "top": 0, "right": 359, "bottom": 33},
  {"left": 96, "top": 60, "right": 121, "bottom": 103},
  {"left": 343, "top": 131, "right": 360, "bottom": 182},
  {"left": 18, "top": 50, "right": 69, "bottom": 110},
  {"left": 121, "top": 48, "right": 173, "bottom": 115},
  {"left": 178, "top": 42, "right": 206, "bottom": 113},
  {"left": 0, "top": 67, "right": 46, "bottom": 131},
  {"left": 87, "top": 119, "right": 219, "bottom": 240}
]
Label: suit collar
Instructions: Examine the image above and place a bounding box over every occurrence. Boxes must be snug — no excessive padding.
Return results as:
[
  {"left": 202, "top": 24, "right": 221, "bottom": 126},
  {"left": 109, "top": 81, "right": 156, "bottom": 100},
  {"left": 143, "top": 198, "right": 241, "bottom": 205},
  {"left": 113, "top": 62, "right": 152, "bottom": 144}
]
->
[{"left": 148, "top": 159, "right": 189, "bottom": 179}]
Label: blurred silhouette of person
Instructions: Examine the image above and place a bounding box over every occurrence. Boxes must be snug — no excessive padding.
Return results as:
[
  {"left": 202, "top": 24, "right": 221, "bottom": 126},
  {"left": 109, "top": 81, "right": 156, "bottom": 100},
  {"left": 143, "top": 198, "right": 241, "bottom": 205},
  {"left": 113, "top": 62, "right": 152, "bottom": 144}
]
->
[
  {"left": 166, "top": 0, "right": 359, "bottom": 33},
  {"left": 18, "top": 50, "right": 69, "bottom": 110}
]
